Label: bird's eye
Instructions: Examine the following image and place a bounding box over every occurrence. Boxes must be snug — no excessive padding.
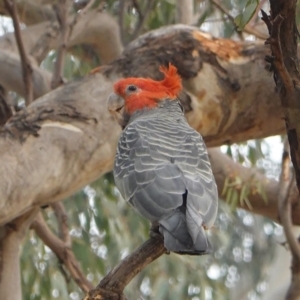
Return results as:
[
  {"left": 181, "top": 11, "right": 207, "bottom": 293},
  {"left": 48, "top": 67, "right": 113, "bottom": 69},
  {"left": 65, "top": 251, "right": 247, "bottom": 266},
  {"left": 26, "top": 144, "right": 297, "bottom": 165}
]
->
[{"left": 127, "top": 85, "right": 137, "bottom": 92}]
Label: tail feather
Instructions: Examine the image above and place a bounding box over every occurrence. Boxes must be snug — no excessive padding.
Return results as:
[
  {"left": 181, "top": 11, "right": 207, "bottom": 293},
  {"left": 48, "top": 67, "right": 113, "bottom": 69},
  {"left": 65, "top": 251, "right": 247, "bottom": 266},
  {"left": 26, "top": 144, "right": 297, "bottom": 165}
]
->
[{"left": 159, "top": 210, "right": 211, "bottom": 255}]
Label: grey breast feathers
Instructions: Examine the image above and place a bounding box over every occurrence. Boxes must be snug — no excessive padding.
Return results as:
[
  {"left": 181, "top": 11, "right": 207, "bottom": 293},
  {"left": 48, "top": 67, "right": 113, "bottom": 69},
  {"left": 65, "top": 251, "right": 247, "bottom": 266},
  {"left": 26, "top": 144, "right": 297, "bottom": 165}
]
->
[{"left": 113, "top": 112, "right": 218, "bottom": 227}]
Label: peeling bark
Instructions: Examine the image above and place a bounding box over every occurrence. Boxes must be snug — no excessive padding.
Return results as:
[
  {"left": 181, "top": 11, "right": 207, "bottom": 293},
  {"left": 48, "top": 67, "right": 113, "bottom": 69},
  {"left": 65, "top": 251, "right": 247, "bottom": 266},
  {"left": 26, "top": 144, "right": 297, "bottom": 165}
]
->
[
  {"left": 107, "top": 25, "right": 284, "bottom": 145},
  {"left": 0, "top": 25, "right": 289, "bottom": 225}
]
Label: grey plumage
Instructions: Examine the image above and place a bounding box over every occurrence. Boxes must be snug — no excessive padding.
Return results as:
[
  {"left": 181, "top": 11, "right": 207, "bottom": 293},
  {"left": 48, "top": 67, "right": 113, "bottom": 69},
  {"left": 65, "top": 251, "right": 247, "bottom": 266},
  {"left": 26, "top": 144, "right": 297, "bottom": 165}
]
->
[{"left": 114, "top": 99, "right": 218, "bottom": 255}]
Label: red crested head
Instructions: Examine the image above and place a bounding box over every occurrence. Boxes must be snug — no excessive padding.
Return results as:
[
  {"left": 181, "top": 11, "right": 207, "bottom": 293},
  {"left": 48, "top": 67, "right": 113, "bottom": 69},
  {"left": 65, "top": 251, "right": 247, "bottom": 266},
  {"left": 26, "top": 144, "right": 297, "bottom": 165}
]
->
[{"left": 113, "top": 63, "right": 182, "bottom": 114}]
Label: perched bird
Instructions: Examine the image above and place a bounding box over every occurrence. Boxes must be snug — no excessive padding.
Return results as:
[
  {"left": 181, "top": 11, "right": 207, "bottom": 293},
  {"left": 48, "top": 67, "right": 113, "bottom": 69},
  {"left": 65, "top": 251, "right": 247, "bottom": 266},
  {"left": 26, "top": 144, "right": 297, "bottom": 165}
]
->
[{"left": 107, "top": 64, "right": 218, "bottom": 255}]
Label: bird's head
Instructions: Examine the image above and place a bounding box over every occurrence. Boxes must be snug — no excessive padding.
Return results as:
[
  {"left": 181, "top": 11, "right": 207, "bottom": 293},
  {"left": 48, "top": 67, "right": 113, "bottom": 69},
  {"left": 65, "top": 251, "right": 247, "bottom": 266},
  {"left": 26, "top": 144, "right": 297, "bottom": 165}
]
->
[{"left": 107, "top": 63, "right": 182, "bottom": 128}]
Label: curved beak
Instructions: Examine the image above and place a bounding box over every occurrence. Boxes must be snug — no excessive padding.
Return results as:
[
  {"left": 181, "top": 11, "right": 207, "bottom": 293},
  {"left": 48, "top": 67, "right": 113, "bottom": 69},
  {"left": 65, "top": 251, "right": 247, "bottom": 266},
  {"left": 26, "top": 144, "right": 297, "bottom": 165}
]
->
[{"left": 107, "top": 92, "right": 128, "bottom": 128}]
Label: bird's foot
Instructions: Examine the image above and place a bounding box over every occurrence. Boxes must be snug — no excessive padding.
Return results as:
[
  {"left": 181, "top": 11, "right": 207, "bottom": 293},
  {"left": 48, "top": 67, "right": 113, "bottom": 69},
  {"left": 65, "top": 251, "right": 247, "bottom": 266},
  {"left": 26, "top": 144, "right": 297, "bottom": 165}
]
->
[
  {"left": 149, "top": 221, "right": 160, "bottom": 238},
  {"left": 149, "top": 222, "right": 169, "bottom": 254}
]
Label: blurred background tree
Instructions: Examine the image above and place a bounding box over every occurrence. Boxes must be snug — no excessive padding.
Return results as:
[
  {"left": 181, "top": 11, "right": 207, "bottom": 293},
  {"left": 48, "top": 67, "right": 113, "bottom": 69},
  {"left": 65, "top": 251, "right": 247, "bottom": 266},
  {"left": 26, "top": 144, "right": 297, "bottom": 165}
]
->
[{"left": 0, "top": 0, "right": 296, "bottom": 299}]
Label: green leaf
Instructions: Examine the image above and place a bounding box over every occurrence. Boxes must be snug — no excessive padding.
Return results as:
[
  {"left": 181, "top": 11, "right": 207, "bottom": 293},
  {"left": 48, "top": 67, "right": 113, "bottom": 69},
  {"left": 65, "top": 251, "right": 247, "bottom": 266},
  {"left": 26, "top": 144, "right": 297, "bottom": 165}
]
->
[
  {"left": 225, "top": 187, "right": 233, "bottom": 204},
  {"left": 230, "top": 189, "right": 239, "bottom": 210},
  {"left": 222, "top": 176, "right": 230, "bottom": 196},
  {"left": 234, "top": 0, "right": 259, "bottom": 31}
]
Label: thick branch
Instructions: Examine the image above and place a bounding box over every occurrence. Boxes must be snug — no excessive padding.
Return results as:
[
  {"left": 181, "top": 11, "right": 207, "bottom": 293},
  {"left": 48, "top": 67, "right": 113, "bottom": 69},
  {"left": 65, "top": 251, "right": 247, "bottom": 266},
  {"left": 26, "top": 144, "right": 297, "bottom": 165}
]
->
[
  {"left": 0, "top": 10, "right": 123, "bottom": 66},
  {"left": 0, "top": 25, "right": 290, "bottom": 225},
  {"left": 31, "top": 213, "right": 93, "bottom": 293},
  {"left": 263, "top": 1, "right": 300, "bottom": 194},
  {"left": 0, "top": 50, "right": 51, "bottom": 99},
  {"left": 0, "top": 0, "right": 55, "bottom": 25},
  {"left": 0, "top": 209, "right": 38, "bottom": 300},
  {"left": 209, "top": 148, "right": 300, "bottom": 224}
]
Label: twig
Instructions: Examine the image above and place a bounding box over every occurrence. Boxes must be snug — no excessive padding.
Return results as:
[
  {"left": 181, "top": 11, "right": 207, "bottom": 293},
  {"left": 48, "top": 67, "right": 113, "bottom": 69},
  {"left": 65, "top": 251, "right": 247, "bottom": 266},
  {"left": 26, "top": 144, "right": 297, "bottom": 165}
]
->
[
  {"left": 118, "top": 0, "right": 126, "bottom": 45},
  {"left": 31, "top": 212, "right": 93, "bottom": 293},
  {"left": 68, "top": 0, "right": 95, "bottom": 40},
  {"left": 30, "top": 21, "right": 61, "bottom": 64},
  {"left": 51, "top": 202, "right": 71, "bottom": 247},
  {"left": 131, "top": 0, "right": 157, "bottom": 40},
  {"left": 73, "top": 0, "right": 93, "bottom": 11},
  {"left": 4, "top": 0, "right": 33, "bottom": 105},
  {"left": 51, "top": 0, "right": 69, "bottom": 89},
  {"left": 211, "top": 0, "right": 267, "bottom": 40},
  {"left": 84, "top": 235, "right": 166, "bottom": 299},
  {"left": 131, "top": 0, "right": 142, "bottom": 18},
  {"left": 262, "top": 13, "right": 295, "bottom": 98}
]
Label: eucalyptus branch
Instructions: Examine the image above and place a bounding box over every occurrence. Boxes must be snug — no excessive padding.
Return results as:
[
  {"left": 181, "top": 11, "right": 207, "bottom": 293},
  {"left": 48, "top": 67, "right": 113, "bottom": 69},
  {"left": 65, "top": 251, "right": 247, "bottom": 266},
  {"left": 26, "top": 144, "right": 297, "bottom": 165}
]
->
[
  {"left": 68, "top": 0, "right": 96, "bottom": 40},
  {"left": 51, "top": 202, "right": 71, "bottom": 246},
  {"left": 262, "top": 0, "right": 300, "bottom": 195},
  {"left": 84, "top": 235, "right": 166, "bottom": 299},
  {"left": 131, "top": 0, "right": 157, "bottom": 40},
  {"left": 118, "top": 0, "right": 126, "bottom": 45},
  {"left": 0, "top": 87, "right": 12, "bottom": 126},
  {"left": 51, "top": 0, "right": 69, "bottom": 89},
  {"left": 31, "top": 213, "right": 93, "bottom": 293},
  {"left": 4, "top": 0, "right": 34, "bottom": 105},
  {"left": 263, "top": 1, "right": 300, "bottom": 298}
]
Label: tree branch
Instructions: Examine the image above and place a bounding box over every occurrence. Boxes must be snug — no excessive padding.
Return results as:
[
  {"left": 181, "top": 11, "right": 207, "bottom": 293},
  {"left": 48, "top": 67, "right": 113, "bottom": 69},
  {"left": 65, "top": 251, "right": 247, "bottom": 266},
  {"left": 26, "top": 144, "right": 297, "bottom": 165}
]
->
[
  {"left": 262, "top": 0, "right": 300, "bottom": 194},
  {"left": 31, "top": 212, "right": 93, "bottom": 293},
  {"left": 51, "top": 202, "right": 71, "bottom": 246},
  {"left": 51, "top": 0, "right": 68, "bottom": 89},
  {"left": 0, "top": 0, "right": 55, "bottom": 25},
  {"left": 278, "top": 141, "right": 300, "bottom": 259},
  {"left": 0, "top": 208, "right": 38, "bottom": 300},
  {"left": 84, "top": 235, "right": 166, "bottom": 299},
  {"left": 0, "top": 25, "right": 290, "bottom": 225},
  {"left": 176, "top": 0, "right": 194, "bottom": 25},
  {"left": 208, "top": 148, "right": 300, "bottom": 223},
  {"left": 4, "top": 0, "right": 34, "bottom": 105},
  {"left": 211, "top": 0, "right": 267, "bottom": 39},
  {"left": 0, "top": 50, "right": 51, "bottom": 99},
  {"left": 0, "top": 87, "right": 12, "bottom": 126},
  {"left": 118, "top": 0, "right": 126, "bottom": 45},
  {"left": 0, "top": 9, "right": 123, "bottom": 66},
  {"left": 131, "top": 0, "right": 157, "bottom": 40}
]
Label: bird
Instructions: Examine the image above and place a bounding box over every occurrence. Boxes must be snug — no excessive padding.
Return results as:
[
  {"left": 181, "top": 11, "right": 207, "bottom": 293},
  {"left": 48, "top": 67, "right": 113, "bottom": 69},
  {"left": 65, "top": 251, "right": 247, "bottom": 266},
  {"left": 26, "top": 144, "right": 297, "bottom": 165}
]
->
[{"left": 107, "top": 63, "right": 218, "bottom": 255}]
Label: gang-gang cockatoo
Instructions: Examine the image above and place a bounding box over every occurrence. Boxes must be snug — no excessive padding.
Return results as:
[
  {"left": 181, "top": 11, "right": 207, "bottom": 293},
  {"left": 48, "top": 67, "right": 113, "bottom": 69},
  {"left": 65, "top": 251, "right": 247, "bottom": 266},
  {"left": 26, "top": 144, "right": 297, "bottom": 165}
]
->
[{"left": 107, "top": 64, "right": 218, "bottom": 255}]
